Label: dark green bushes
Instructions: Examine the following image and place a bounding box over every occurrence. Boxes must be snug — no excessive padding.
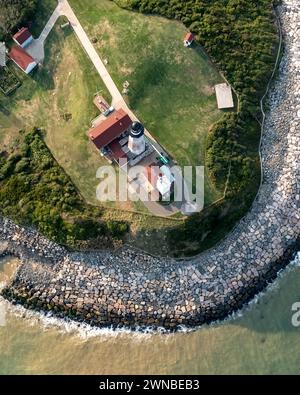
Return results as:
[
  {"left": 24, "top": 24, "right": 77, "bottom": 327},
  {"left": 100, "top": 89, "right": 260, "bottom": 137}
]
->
[
  {"left": 0, "top": 0, "right": 38, "bottom": 40},
  {"left": 0, "top": 128, "right": 128, "bottom": 247},
  {"left": 115, "top": 0, "right": 279, "bottom": 255},
  {"left": 118, "top": 0, "right": 278, "bottom": 191}
]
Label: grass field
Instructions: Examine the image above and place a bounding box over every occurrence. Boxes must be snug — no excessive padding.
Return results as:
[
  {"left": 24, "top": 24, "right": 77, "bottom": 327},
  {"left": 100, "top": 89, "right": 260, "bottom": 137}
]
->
[
  {"left": 0, "top": 0, "right": 251, "bottom": 256},
  {"left": 69, "top": 0, "right": 227, "bottom": 204},
  {"left": 0, "top": 20, "right": 115, "bottom": 207},
  {"left": 0, "top": 15, "right": 181, "bottom": 254},
  {"left": 0, "top": 0, "right": 226, "bottom": 208}
]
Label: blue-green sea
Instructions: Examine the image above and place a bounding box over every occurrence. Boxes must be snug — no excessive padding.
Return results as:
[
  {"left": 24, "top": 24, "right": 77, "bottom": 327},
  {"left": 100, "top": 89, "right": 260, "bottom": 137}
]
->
[{"left": 0, "top": 254, "right": 300, "bottom": 375}]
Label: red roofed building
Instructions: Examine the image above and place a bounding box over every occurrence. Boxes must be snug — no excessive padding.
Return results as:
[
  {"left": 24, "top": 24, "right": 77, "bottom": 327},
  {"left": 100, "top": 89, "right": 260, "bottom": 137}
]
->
[
  {"left": 184, "top": 32, "right": 195, "bottom": 47},
  {"left": 89, "top": 109, "right": 132, "bottom": 149},
  {"left": 108, "top": 140, "right": 127, "bottom": 161},
  {"left": 13, "top": 27, "right": 33, "bottom": 48},
  {"left": 8, "top": 46, "right": 37, "bottom": 74}
]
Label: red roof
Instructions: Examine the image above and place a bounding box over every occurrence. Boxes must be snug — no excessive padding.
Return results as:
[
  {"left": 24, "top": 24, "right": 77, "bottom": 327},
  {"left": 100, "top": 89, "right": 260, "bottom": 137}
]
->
[
  {"left": 8, "top": 46, "right": 36, "bottom": 71},
  {"left": 108, "top": 140, "right": 127, "bottom": 160},
  {"left": 13, "top": 27, "right": 32, "bottom": 45},
  {"left": 145, "top": 164, "right": 159, "bottom": 187},
  {"left": 184, "top": 32, "right": 194, "bottom": 42},
  {"left": 89, "top": 109, "right": 132, "bottom": 149}
]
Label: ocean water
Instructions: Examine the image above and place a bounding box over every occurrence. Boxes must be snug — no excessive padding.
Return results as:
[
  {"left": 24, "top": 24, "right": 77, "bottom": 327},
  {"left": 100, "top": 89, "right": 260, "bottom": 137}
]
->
[{"left": 0, "top": 254, "right": 300, "bottom": 375}]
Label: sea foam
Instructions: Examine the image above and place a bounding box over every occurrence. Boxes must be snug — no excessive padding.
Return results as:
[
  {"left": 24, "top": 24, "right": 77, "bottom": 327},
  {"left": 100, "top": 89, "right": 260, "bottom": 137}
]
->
[{"left": 0, "top": 252, "right": 299, "bottom": 339}]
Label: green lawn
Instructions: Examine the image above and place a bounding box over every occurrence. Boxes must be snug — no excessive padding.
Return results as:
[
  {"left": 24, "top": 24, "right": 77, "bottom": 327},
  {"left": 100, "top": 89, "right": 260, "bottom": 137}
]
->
[
  {"left": 69, "top": 0, "right": 226, "bottom": 204},
  {"left": 0, "top": 0, "right": 249, "bottom": 256},
  {"left": 1, "top": 0, "right": 226, "bottom": 208},
  {"left": 0, "top": 18, "right": 179, "bottom": 253},
  {"left": 0, "top": 20, "right": 114, "bottom": 207}
]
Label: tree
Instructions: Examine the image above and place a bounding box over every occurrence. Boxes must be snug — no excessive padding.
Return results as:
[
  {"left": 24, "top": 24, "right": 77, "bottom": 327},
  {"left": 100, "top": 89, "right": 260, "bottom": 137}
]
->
[{"left": 0, "top": 0, "right": 38, "bottom": 40}]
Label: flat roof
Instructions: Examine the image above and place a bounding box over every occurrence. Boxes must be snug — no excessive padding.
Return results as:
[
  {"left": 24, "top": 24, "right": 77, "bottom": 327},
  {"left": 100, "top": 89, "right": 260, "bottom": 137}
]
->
[
  {"left": 89, "top": 108, "right": 132, "bottom": 149},
  {"left": 160, "top": 165, "right": 175, "bottom": 183},
  {"left": 215, "top": 83, "right": 234, "bottom": 109},
  {"left": 93, "top": 95, "right": 109, "bottom": 112}
]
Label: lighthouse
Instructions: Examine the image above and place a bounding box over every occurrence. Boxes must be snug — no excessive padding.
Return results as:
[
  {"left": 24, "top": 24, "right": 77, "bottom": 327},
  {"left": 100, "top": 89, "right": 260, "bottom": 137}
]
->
[{"left": 128, "top": 121, "right": 145, "bottom": 156}]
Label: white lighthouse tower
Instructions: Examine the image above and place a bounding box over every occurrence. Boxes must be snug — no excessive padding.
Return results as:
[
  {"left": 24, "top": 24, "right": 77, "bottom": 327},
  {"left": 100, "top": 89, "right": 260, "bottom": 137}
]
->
[{"left": 128, "top": 121, "right": 145, "bottom": 156}]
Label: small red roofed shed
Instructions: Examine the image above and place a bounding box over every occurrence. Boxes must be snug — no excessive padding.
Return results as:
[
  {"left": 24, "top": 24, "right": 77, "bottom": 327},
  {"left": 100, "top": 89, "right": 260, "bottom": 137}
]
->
[
  {"left": 13, "top": 27, "right": 33, "bottom": 48},
  {"left": 184, "top": 32, "right": 195, "bottom": 47}
]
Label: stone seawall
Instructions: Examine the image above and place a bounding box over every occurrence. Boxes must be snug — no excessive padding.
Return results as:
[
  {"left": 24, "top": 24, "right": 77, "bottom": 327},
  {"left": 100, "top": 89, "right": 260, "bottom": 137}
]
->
[{"left": 1, "top": 0, "right": 300, "bottom": 330}]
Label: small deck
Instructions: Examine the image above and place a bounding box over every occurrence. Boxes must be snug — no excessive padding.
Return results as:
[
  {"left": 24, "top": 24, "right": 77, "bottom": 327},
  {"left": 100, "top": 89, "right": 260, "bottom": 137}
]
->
[
  {"left": 93, "top": 95, "right": 110, "bottom": 112},
  {"left": 215, "top": 83, "right": 234, "bottom": 109}
]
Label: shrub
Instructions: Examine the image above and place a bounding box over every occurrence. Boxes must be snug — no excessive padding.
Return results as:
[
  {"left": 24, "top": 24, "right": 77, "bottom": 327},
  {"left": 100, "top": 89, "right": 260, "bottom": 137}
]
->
[
  {"left": 0, "top": 128, "right": 129, "bottom": 246},
  {"left": 0, "top": 0, "right": 38, "bottom": 41}
]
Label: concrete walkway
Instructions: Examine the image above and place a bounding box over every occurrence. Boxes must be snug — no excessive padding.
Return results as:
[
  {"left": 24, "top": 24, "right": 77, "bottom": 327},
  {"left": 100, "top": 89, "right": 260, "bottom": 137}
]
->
[
  {"left": 29, "top": 0, "right": 192, "bottom": 217},
  {"left": 58, "top": 0, "right": 192, "bottom": 216},
  {"left": 58, "top": 0, "right": 123, "bottom": 106},
  {"left": 26, "top": 2, "right": 62, "bottom": 62}
]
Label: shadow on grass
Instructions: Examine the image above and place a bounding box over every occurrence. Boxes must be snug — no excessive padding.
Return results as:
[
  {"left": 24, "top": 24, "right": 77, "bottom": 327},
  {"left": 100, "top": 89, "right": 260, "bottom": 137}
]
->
[
  {"left": 0, "top": 103, "right": 12, "bottom": 117},
  {"left": 128, "top": 57, "right": 168, "bottom": 109},
  {"left": 29, "top": 0, "right": 59, "bottom": 39},
  {"left": 34, "top": 24, "right": 74, "bottom": 91}
]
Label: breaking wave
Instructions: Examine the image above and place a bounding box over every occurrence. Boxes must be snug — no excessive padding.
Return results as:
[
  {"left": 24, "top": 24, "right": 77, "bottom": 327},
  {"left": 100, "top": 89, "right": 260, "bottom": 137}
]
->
[{"left": 0, "top": 252, "right": 299, "bottom": 339}]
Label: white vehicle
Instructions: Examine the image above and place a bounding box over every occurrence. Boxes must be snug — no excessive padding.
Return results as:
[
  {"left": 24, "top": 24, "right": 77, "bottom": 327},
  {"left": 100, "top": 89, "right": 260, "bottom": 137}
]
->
[{"left": 103, "top": 106, "right": 115, "bottom": 117}]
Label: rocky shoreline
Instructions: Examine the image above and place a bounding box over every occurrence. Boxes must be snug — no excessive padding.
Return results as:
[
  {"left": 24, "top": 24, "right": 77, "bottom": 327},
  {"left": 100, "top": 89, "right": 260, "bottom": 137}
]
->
[{"left": 1, "top": 0, "right": 300, "bottom": 330}]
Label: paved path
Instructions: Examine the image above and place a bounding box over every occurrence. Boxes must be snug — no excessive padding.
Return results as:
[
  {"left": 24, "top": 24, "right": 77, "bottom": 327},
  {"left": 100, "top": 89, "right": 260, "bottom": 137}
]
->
[
  {"left": 58, "top": 0, "right": 191, "bottom": 216},
  {"left": 2, "top": 1, "right": 299, "bottom": 331},
  {"left": 25, "top": 0, "right": 122, "bottom": 104},
  {"left": 58, "top": 0, "right": 123, "bottom": 106},
  {"left": 26, "top": 3, "right": 62, "bottom": 62},
  {"left": 27, "top": 0, "right": 191, "bottom": 217},
  {"left": 39, "top": 3, "right": 62, "bottom": 44}
]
